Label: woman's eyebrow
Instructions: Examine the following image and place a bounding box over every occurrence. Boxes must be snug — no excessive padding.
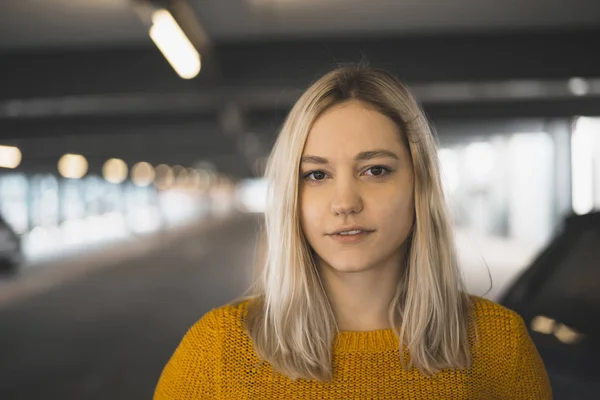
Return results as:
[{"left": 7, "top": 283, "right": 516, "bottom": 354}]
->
[
  {"left": 300, "top": 149, "right": 400, "bottom": 165},
  {"left": 355, "top": 149, "right": 399, "bottom": 161},
  {"left": 300, "top": 155, "right": 328, "bottom": 165}
]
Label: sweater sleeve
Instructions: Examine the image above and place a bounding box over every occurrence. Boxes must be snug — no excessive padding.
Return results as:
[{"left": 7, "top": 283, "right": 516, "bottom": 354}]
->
[
  {"left": 512, "top": 314, "right": 553, "bottom": 399},
  {"left": 154, "top": 310, "right": 222, "bottom": 400}
]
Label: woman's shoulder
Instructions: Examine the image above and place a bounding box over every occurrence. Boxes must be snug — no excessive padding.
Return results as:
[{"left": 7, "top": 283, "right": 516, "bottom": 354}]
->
[
  {"left": 468, "top": 294, "right": 523, "bottom": 326},
  {"left": 186, "top": 297, "right": 253, "bottom": 339},
  {"left": 468, "top": 294, "right": 531, "bottom": 349},
  {"left": 467, "top": 295, "right": 552, "bottom": 397},
  {"left": 154, "top": 299, "right": 256, "bottom": 399}
]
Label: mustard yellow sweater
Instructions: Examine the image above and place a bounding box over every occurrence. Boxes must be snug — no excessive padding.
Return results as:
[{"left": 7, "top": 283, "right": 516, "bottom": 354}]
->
[{"left": 154, "top": 296, "right": 552, "bottom": 399}]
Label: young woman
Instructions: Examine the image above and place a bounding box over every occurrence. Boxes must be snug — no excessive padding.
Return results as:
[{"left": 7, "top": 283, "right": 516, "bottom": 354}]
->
[{"left": 154, "top": 66, "right": 552, "bottom": 399}]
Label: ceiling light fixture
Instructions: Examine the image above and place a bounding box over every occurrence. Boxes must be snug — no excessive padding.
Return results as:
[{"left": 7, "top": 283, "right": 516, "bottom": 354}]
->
[
  {"left": 0, "top": 145, "right": 22, "bottom": 169},
  {"left": 102, "top": 158, "right": 128, "bottom": 184},
  {"left": 58, "top": 154, "right": 88, "bottom": 179},
  {"left": 149, "top": 9, "right": 201, "bottom": 79}
]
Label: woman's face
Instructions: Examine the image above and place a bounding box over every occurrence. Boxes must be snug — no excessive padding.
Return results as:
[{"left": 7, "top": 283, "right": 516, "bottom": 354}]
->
[{"left": 299, "top": 100, "right": 415, "bottom": 274}]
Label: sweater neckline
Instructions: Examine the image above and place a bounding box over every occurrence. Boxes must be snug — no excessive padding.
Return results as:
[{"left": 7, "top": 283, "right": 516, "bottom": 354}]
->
[
  {"left": 236, "top": 299, "right": 402, "bottom": 353},
  {"left": 333, "top": 328, "right": 401, "bottom": 353}
]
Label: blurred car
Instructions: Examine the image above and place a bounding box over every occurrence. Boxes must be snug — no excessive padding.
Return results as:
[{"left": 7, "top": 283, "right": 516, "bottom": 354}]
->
[
  {"left": 500, "top": 211, "right": 600, "bottom": 399},
  {"left": 0, "top": 215, "right": 22, "bottom": 274}
]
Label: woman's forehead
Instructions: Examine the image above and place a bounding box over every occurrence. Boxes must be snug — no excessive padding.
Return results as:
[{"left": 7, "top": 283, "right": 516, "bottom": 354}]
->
[{"left": 303, "top": 101, "right": 405, "bottom": 158}]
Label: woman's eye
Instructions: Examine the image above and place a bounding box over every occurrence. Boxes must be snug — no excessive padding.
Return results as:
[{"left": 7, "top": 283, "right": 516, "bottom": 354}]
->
[
  {"left": 303, "top": 167, "right": 391, "bottom": 181},
  {"left": 304, "top": 170, "right": 327, "bottom": 181},
  {"left": 364, "top": 166, "right": 390, "bottom": 177}
]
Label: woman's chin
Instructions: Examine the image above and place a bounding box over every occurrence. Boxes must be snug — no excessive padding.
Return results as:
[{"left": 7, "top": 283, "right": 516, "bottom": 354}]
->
[{"left": 322, "top": 258, "right": 373, "bottom": 274}]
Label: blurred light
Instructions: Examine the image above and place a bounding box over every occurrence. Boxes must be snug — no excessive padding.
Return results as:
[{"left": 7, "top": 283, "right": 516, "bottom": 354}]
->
[
  {"left": 40, "top": 188, "right": 59, "bottom": 225},
  {"left": 102, "top": 158, "right": 128, "bottom": 184},
  {"left": 173, "top": 165, "right": 188, "bottom": 186},
  {"left": 568, "top": 77, "right": 589, "bottom": 96},
  {"left": 61, "top": 219, "right": 87, "bottom": 245},
  {"left": 530, "top": 315, "right": 556, "bottom": 335},
  {"left": 192, "top": 162, "right": 216, "bottom": 189},
  {"left": 155, "top": 164, "right": 174, "bottom": 190},
  {"left": 84, "top": 214, "right": 106, "bottom": 240},
  {"left": 127, "top": 207, "right": 161, "bottom": 233},
  {"left": 530, "top": 316, "right": 585, "bottom": 345},
  {"left": 198, "top": 169, "right": 212, "bottom": 190},
  {"left": 104, "top": 212, "right": 127, "bottom": 238},
  {"left": 572, "top": 117, "right": 597, "bottom": 215},
  {"left": 438, "top": 148, "right": 460, "bottom": 193},
  {"left": 58, "top": 154, "right": 88, "bottom": 179},
  {"left": 131, "top": 162, "right": 156, "bottom": 187},
  {"left": 186, "top": 168, "right": 200, "bottom": 190},
  {"left": 29, "top": 226, "right": 49, "bottom": 243},
  {"left": 149, "top": 9, "right": 201, "bottom": 79},
  {"left": 235, "top": 178, "right": 267, "bottom": 213},
  {"left": 159, "top": 190, "right": 197, "bottom": 222},
  {"left": 0, "top": 145, "right": 22, "bottom": 169},
  {"left": 188, "top": 168, "right": 211, "bottom": 191},
  {"left": 218, "top": 175, "right": 233, "bottom": 187},
  {"left": 554, "top": 323, "right": 584, "bottom": 344},
  {"left": 195, "top": 161, "right": 216, "bottom": 173},
  {"left": 464, "top": 142, "right": 494, "bottom": 183}
]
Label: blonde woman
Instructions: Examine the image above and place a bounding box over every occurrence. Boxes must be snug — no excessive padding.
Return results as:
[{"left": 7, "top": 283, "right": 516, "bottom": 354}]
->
[{"left": 154, "top": 66, "right": 552, "bottom": 399}]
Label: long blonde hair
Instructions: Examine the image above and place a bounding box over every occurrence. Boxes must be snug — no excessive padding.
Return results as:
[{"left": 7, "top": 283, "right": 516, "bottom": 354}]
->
[{"left": 240, "top": 65, "right": 472, "bottom": 381}]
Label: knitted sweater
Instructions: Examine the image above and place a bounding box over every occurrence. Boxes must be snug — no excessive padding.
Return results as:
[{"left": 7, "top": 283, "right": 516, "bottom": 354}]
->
[{"left": 154, "top": 296, "right": 552, "bottom": 399}]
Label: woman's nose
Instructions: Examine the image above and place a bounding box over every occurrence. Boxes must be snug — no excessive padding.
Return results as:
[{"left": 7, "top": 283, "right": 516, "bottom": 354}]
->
[{"left": 330, "top": 179, "right": 363, "bottom": 216}]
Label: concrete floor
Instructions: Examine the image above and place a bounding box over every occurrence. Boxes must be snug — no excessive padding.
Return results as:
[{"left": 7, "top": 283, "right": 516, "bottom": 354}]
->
[{"left": 0, "top": 214, "right": 257, "bottom": 400}]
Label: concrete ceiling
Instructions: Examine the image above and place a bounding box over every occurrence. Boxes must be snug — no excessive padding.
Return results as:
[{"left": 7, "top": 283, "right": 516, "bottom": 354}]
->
[
  {"left": 0, "top": 0, "right": 148, "bottom": 50},
  {"left": 194, "top": 0, "right": 600, "bottom": 40},
  {"left": 1, "top": 0, "right": 599, "bottom": 179},
  {"left": 0, "top": 0, "right": 599, "bottom": 50}
]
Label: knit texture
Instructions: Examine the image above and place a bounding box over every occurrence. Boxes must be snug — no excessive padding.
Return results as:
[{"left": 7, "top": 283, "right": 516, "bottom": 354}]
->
[{"left": 154, "top": 296, "right": 552, "bottom": 399}]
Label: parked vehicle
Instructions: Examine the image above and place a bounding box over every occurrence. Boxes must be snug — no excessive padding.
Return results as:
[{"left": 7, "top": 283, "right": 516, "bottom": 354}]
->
[
  {"left": 500, "top": 211, "right": 600, "bottom": 399},
  {"left": 0, "top": 215, "right": 22, "bottom": 274}
]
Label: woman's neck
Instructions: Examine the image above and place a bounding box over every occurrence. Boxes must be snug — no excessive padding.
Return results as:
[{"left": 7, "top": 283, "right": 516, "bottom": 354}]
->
[{"left": 317, "top": 256, "right": 404, "bottom": 332}]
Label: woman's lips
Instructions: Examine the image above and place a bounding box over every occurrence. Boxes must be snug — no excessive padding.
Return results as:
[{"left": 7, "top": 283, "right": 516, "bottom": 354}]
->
[{"left": 328, "top": 230, "right": 373, "bottom": 244}]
